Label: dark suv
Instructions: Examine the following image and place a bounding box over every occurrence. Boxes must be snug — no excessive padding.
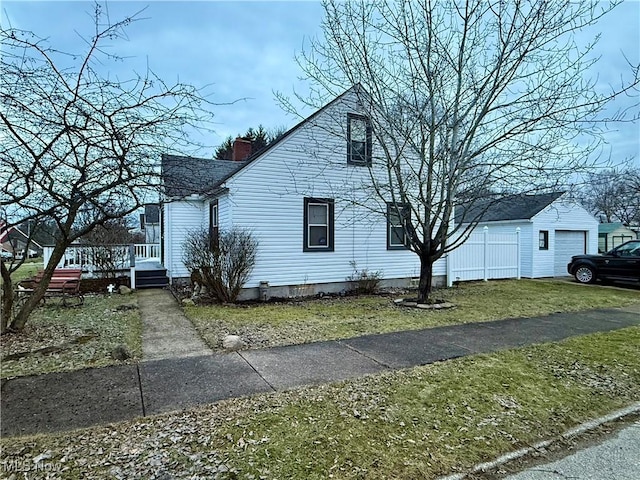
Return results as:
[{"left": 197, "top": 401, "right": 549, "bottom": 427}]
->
[{"left": 568, "top": 239, "right": 640, "bottom": 284}]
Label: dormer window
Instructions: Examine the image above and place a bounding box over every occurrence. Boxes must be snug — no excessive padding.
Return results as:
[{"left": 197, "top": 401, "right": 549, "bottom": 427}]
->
[{"left": 347, "top": 113, "right": 372, "bottom": 166}]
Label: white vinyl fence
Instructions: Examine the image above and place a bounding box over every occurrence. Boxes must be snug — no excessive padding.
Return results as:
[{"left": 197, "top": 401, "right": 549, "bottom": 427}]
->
[{"left": 447, "top": 227, "right": 521, "bottom": 286}]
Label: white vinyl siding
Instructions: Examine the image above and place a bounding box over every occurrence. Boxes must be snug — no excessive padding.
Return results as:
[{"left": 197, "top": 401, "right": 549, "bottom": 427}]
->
[
  {"left": 223, "top": 94, "right": 433, "bottom": 287},
  {"left": 162, "top": 199, "right": 207, "bottom": 279},
  {"left": 163, "top": 90, "right": 446, "bottom": 287},
  {"left": 530, "top": 200, "right": 597, "bottom": 278},
  {"left": 460, "top": 198, "right": 597, "bottom": 280}
]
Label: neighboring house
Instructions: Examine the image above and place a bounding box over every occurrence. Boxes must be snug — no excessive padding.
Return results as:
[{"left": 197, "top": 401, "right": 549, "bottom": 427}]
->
[
  {"left": 455, "top": 193, "right": 598, "bottom": 278},
  {"left": 0, "top": 221, "right": 44, "bottom": 258},
  {"left": 141, "top": 204, "right": 161, "bottom": 244},
  {"left": 598, "top": 223, "right": 637, "bottom": 252},
  {"left": 161, "top": 86, "right": 429, "bottom": 298}
]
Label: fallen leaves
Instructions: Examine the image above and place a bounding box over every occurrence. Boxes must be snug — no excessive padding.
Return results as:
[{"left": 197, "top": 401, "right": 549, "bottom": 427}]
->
[{"left": 1, "top": 294, "right": 143, "bottom": 379}]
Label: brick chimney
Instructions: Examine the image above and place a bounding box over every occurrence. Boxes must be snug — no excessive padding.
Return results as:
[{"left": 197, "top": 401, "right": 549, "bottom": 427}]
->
[{"left": 232, "top": 137, "right": 252, "bottom": 161}]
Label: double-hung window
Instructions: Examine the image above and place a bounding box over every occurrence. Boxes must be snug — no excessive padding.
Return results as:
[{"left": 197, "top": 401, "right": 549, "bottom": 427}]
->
[
  {"left": 347, "top": 113, "right": 372, "bottom": 166},
  {"left": 387, "top": 203, "right": 409, "bottom": 250},
  {"left": 304, "top": 198, "right": 334, "bottom": 252}
]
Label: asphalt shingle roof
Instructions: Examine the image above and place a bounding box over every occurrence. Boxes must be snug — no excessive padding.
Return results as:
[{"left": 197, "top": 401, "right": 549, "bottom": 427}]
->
[
  {"left": 456, "top": 192, "right": 565, "bottom": 223},
  {"left": 161, "top": 154, "right": 247, "bottom": 198},
  {"left": 598, "top": 222, "right": 626, "bottom": 234},
  {"left": 161, "top": 86, "right": 362, "bottom": 199}
]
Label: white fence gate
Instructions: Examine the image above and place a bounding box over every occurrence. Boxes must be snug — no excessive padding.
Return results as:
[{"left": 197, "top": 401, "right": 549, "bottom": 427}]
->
[{"left": 447, "top": 227, "right": 521, "bottom": 286}]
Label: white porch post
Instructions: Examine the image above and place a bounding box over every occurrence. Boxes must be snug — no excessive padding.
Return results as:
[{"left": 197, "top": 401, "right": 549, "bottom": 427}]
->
[
  {"left": 483, "top": 226, "right": 489, "bottom": 282},
  {"left": 516, "top": 227, "right": 521, "bottom": 280},
  {"left": 129, "top": 244, "right": 136, "bottom": 290}
]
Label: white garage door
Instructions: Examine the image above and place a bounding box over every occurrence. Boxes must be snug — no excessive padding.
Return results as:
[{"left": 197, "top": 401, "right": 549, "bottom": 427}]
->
[{"left": 554, "top": 230, "right": 586, "bottom": 276}]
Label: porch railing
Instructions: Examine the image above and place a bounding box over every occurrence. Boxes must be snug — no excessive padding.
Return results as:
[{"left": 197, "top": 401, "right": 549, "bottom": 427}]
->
[{"left": 43, "top": 243, "right": 160, "bottom": 271}]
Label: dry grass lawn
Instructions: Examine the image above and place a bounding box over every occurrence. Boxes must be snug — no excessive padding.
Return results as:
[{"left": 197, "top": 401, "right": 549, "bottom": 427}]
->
[
  {"left": 186, "top": 279, "right": 640, "bottom": 351},
  {"left": 1, "top": 293, "right": 142, "bottom": 379},
  {"left": 1, "top": 327, "right": 638, "bottom": 479}
]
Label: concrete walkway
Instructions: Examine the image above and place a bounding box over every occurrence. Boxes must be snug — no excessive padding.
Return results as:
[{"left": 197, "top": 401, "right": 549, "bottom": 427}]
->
[
  {"left": 138, "top": 289, "right": 212, "bottom": 361},
  {"left": 1, "top": 303, "right": 639, "bottom": 438}
]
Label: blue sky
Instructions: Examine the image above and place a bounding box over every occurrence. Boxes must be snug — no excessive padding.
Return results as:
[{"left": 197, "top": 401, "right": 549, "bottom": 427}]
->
[{"left": 2, "top": 0, "right": 638, "bottom": 164}]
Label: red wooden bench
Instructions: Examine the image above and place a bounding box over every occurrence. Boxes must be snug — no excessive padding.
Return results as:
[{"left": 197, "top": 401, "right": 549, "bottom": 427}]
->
[{"left": 17, "top": 268, "right": 84, "bottom": 307}]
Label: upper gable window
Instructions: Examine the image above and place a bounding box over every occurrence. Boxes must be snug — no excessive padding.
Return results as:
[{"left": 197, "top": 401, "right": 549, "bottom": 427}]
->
[{"left": 347, "top": 113, "right": 372, "bottom": 166}]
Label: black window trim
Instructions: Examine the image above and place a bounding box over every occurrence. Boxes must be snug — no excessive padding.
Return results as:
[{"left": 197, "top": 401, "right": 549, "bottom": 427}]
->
[
  {"left": 209, "top": 199, "right": 219, "bottom": 251},
  {"left": 347, "top": 113, "right": 372, "bottom": 166},
  {"left": 539, "top": 230, "right": 549, "bottom": 250},
  {"left": 303, "top": 197, "right": 335, "bottom": 252},
  {"left": 387, "top": 203, "right": 410, "bottom": 250}
]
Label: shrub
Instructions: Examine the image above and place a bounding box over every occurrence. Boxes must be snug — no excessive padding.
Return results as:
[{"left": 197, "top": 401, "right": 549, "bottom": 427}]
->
[
  {"left": 346, "top": 261, "right": 382, "bottom": 294},
  {"left": 182, "top": 227, "right": 258, "bottom": 303}
]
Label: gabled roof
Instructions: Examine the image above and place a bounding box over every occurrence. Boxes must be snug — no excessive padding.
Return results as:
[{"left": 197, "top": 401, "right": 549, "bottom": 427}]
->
[
  {"left": 162, "top": 155, "right": 247, "bottom": 198},
  {"left": 161, "top": 85, "right": 362, "bottom": 198},
  {"left": 0, "top": 221, "right": 44, "bottom": 249},
  {"left": 598, "top": 222, "right": 631, "bottom": 234},
  {"left": 456, "top": 192, "right": 565, "bottom": 223}
]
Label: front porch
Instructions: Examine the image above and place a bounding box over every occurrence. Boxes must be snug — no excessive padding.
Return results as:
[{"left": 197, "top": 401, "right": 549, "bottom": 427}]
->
[{"left": 42, "top": 244, "right": 168, "bottom": 289}]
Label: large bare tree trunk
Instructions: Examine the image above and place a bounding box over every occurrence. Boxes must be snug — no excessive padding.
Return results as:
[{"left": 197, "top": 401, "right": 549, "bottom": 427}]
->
[
  {"left": 9, "top": 245, "right": 67, "bottom": 332},
  {"left": 417, "top": 256, "right": 433, "bottom": 304},
  {"left": 1, "top": 261, "right": 13, "bottom": 334}
]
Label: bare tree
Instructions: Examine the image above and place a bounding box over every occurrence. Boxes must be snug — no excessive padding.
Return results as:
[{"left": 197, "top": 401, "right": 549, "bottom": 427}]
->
[
  {"left": 0, "top": 212, "right": 52, "bottom": 330},
  {"left": 0, "top": 3, "right": 214, "bottom": 332},
  {"left": 280, "top": 0, "right": 639, "bottom": 302},
  {"left": 580, "top": 167, "right": 640, "bottom": 225},
  {"left": 81, "top": 216, "right": 142, "bottom": 279},
  {"left": 182, "top": 227, "right": 258, "bottom": 303}
]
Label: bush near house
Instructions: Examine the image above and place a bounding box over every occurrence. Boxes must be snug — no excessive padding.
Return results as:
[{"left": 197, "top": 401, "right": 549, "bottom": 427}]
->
[{"left": 182, "top": 227, "right": 258, "bottom": 303}]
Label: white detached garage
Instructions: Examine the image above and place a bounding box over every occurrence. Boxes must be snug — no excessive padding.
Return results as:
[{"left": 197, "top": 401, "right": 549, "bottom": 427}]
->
[{"left": 456, "top": 192, "right": 598, "bottom": 278}]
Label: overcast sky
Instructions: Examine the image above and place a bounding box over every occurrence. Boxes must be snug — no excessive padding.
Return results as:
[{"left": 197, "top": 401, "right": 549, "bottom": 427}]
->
[{"left": 2, "top": 0, "right": 638, "bottom": 165}]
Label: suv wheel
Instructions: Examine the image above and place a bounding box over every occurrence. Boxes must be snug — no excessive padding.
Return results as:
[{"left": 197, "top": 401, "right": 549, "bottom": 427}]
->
[{"left": 575, "top": 265, "right": 596, "bottom": 284}]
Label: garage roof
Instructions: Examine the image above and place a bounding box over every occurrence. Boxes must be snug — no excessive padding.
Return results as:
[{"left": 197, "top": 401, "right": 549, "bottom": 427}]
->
[{"left": 456, "top": 192, "right": 565, "bottom": 223}]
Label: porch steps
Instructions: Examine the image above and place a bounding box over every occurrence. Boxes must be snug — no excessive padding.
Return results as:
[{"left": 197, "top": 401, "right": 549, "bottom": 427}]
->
[{"left": 135, "top": 268, "right": 169, "bottom": 289}]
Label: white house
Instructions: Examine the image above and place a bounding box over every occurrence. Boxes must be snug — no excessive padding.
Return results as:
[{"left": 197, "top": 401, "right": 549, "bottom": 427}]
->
[
  {"left": 161, "top": 88, "right": 598, "bottom": 297},
  {"left": 598, "top": 223, "right": 637, "bottom": 253},
  {"left": 0, "top": 220, "right": 44, "bottom": 258},
  {"left": 455, "top": 193, "right": 598, "bottom": 278},
  {"left": 161, "top": 87, "right": 430, "bottom": 298}
]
